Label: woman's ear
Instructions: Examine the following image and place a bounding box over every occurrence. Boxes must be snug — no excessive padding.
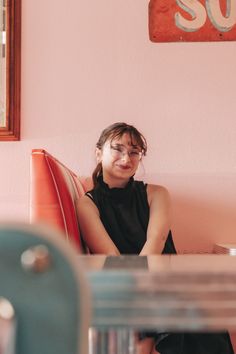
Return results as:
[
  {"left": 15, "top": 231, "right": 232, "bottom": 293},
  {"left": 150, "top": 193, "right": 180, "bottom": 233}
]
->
[{"left": 95, "top": 147, "right": 102, "bottom": 163}]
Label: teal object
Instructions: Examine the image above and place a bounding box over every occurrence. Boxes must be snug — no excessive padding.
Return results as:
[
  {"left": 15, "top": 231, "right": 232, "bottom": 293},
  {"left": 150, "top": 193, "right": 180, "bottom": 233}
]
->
[{"left": 0, "top": 223, "right": 90, "bottom": 354}]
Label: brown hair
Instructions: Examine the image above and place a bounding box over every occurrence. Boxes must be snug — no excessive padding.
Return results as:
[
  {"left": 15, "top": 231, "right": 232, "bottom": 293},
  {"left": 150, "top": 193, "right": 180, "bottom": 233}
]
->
[{"left": 92, "top": 122, "right": 147, "bottom": 186}]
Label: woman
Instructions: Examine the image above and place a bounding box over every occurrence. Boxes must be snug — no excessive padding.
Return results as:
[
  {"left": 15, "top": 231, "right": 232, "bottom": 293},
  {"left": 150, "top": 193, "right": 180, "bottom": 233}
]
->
[{"left": 77, "top": 122, "right": 233, "bottom": 354}]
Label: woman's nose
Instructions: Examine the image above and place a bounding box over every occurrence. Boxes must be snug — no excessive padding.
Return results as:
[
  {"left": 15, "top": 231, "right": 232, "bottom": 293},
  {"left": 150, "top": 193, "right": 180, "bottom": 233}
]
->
[{"left": 121, "top": 152, "right": 131, "bottom": 162}]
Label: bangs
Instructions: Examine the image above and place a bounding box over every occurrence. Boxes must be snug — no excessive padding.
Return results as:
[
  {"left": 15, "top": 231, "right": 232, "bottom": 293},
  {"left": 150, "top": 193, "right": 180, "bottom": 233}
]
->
[
  {"left": 97, "top": 122, "right": 147, "bottom": 155},
  {"left": 111, "top": 129, "right": 146, "bottom": 152}
]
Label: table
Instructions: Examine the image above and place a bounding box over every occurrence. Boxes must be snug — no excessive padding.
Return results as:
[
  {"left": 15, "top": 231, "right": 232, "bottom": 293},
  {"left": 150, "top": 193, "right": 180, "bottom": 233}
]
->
[{"left": 78, "top": 254, "right": 236, "bottom": 354}]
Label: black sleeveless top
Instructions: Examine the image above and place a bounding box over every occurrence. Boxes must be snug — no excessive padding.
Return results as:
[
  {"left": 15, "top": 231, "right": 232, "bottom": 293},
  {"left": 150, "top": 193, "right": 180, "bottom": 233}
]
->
[{"left": 85, "top": 175, "right": 176, "bottom": 255}]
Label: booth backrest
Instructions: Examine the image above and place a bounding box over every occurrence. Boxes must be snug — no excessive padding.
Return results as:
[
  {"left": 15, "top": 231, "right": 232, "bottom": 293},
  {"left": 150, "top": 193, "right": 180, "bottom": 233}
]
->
[{"left": 30, "top": 149, "right": 92, "bottom": 252}]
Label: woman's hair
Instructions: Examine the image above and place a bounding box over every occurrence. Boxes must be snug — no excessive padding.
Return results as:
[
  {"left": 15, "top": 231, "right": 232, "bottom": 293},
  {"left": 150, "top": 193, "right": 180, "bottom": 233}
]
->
[{"left": 92, "top": 122, "right": 147, "bottom": 186}]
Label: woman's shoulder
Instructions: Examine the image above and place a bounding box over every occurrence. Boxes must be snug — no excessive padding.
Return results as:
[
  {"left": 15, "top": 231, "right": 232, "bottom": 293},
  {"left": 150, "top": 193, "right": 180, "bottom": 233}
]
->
[
  {"left": 146, "top": 183, "right": 170, "bottom": 205},
  {"left": 76, "top": 193, "right": 98, "bottom": 213},
  {"left": 133, "top": 179, "right": 170, "bottom": 202},
  {"left": 134, "top": 179, "right": 169, "bottom": 193},
  {"left": 146, "top": 183, "right": 169, "bottom": 193}
]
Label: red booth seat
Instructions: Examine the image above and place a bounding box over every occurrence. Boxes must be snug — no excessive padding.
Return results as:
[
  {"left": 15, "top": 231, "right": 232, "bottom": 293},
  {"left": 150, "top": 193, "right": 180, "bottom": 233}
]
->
[{"left": 30, "top": 149, "right": 92, "bottom": 252}]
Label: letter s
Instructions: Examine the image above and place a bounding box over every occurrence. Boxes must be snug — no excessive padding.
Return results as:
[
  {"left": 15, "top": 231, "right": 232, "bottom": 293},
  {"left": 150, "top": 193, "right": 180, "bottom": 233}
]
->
[{"left": 175, "top": 0, "right": 207, "bottom": 32}]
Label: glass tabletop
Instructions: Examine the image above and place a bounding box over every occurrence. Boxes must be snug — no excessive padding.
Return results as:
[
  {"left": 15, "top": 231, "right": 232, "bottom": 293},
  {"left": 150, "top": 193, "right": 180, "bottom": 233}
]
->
[{"left": 78, "top": 255, "right": 236, "bottom": 332}]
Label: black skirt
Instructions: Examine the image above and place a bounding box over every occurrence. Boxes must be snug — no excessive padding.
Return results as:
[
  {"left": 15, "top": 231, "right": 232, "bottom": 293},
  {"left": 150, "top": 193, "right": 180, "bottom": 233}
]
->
[{"left": 154, "top": 331, "right": 234, "bottom": 354}]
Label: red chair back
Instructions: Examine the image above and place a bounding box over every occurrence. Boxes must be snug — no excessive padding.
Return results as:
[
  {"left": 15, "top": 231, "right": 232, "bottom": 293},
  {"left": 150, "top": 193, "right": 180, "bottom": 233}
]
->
[{"left": 30, "top": 149, "right": 92, "bottom": 252}]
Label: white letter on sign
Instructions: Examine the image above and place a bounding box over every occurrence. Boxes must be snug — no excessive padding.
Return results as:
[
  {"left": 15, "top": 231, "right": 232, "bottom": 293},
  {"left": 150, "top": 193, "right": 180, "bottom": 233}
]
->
[
  {"left": 206, "top": 0, "right": 236, "bottom": 32},
  {"left": 175, "top": 0, "right": 207, "bottom": 32}
]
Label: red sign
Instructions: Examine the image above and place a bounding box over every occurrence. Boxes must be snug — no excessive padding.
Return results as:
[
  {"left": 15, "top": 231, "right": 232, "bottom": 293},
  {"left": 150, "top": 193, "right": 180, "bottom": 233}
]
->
[{"left": 149, "top": 0, "right": 236, "bottom": 42}]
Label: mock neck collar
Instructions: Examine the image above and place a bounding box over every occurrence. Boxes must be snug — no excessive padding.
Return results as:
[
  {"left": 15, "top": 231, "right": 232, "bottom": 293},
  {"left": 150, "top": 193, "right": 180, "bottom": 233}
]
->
[{"left": 96, "top": 175, "right": 134, "bottom": 200}]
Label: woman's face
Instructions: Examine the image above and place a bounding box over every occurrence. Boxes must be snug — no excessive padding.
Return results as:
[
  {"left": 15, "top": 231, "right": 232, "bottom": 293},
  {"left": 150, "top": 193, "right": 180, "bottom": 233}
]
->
[{"left": 96, "top": 133, "right": 142, "bottom": 187}]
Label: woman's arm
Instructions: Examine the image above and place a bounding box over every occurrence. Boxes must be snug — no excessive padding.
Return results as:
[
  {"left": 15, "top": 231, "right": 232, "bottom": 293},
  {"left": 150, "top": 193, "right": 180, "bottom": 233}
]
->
[
  {"left": 76, "top": 195, "right": 120, "bottom": 255},
  {"left": 139, "top": 184, "right": 171, "bottom": 255}
]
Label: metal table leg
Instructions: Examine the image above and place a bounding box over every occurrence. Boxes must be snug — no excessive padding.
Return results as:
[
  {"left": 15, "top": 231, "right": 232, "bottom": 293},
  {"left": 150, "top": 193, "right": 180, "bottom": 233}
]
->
[{"left": 89, "top": 328, "right": 137, "bottom": 354}]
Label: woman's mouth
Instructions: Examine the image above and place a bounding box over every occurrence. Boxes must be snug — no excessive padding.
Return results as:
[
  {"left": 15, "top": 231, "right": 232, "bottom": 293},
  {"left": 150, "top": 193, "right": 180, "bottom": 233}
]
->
[{"left": 116, "top": 164, "right": 131, "bottom": 170}]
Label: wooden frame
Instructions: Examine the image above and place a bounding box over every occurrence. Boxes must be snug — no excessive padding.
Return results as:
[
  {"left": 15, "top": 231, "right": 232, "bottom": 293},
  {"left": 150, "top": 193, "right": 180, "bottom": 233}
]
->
[{"left": 0, "top": 0, "right": 21, "bottom": 141}]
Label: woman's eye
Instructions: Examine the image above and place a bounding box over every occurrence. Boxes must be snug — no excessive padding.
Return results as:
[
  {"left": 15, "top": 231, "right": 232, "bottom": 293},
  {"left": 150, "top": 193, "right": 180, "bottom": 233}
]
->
[
  {"left": 130, "top": 151, "right": 139, "bottom": 156},
  {"left": 112, "top": 146, "right": 122, "bottom": 152}
]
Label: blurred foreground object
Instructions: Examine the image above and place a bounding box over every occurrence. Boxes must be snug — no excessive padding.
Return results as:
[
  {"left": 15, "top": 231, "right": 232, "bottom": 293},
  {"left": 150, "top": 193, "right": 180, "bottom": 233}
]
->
[{"left": 0, "top": 223, "right": 90, "bottom": 354}]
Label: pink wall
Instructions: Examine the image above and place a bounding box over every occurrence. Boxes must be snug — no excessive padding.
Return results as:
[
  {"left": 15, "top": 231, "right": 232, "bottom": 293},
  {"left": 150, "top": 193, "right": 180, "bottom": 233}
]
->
[{"left": 0, "top": 0, "right": 236, "bottom": 252}]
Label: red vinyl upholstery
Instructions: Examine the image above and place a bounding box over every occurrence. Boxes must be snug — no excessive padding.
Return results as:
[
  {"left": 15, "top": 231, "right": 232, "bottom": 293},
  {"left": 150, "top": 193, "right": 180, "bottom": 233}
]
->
[{"left": 30, "top": 149, "right": 92, "bottom": 252}]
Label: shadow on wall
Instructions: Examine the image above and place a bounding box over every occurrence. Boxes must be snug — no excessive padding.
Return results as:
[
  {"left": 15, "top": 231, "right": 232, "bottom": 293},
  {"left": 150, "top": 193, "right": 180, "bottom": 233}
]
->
[{"left": 172, "top": 195, "right": 236, "bottom": 254}]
